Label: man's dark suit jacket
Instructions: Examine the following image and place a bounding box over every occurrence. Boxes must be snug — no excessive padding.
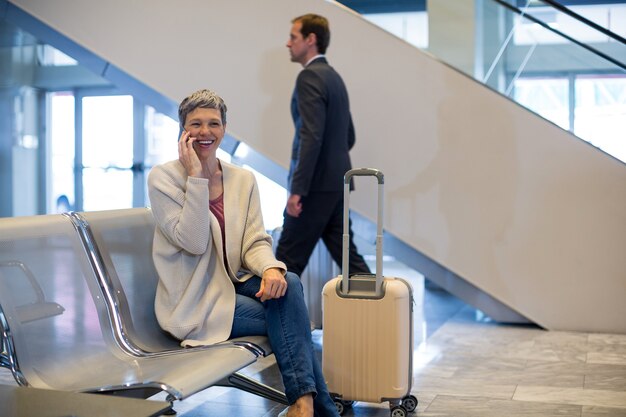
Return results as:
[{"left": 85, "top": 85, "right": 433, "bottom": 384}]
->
[{"left": 288, "top": 56, "right": 355, "bottom": 196}]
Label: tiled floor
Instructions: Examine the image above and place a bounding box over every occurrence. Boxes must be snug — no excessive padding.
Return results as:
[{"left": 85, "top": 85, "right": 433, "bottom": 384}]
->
[
  {"left": 148, "top": 257, "right": 626, "bottom": 416},
  {"left": 2, "top": 257, "right": 626, "bottom": 416}
]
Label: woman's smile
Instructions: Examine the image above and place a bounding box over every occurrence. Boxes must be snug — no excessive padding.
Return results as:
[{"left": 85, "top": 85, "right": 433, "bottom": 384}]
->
[{"left": 195, "top": 139, "right": 215, "bottom": 147}]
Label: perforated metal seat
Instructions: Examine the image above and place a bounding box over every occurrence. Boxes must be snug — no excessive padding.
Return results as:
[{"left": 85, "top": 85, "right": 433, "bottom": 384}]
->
[
  {"left": 67, "top": 208, "right": 286, "bottom": 404},
  {"left": 0, "top": 211, "right": 285, "bottom": 405}
]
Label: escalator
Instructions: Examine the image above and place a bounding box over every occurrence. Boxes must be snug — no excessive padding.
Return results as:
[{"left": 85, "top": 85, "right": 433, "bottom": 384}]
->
[{"left": 2, "top": 0, "right": 625, "bottom": 333}]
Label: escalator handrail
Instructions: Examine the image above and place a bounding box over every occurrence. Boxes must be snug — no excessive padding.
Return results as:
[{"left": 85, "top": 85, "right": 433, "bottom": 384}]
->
[
  {"left": 539, "top": 0, "right": 626, "bottom": 46},
  {"left": 493, "top": 0, "right": 626, "bottom": 72}
]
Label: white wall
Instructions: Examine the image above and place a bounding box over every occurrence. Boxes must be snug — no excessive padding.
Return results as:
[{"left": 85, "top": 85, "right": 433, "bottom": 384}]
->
[{"left": 10, "top": 0, "right": 626, "bottom": 333}]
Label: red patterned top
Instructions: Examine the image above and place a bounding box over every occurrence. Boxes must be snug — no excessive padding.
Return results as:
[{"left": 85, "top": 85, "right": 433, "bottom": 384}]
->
[{"left": 209, "top": 193, "right": 228, "bottom": 271}]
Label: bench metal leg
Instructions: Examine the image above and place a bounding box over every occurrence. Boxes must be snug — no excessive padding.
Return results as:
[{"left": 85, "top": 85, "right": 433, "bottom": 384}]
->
[
  {"left": 163, "top": 395, "right": 177, "bottom": 415},
  {"left": 218, "top": 372, "right": 288, "bottom": 405}
]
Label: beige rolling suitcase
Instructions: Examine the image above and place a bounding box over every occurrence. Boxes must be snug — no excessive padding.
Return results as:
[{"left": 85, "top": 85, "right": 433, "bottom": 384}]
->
[{"left": 322, "top": 168, "right": 417, "bottom": 417}]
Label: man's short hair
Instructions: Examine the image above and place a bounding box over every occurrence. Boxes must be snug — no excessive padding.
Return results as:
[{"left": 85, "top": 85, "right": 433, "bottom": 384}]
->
[{"left": 292, "top": 13, "right": 330, "bottom": 54}]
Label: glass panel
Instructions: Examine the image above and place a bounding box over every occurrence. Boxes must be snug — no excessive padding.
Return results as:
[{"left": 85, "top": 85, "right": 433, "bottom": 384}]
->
[
  {"left": 357, "top": 0, "right": 626, "bottom": 163},
  {"left": 612, "top": 6, "right": 626, "bottom": 38},
  {"left": 48, "top": 92, "right": 75, "bottom": 213},
  {"left": 37, "top": 45, "right": 78, "bottom": 66},
  {"left": 244, "top": 165, "right": 288, "bottom": 230},
  {"left": 574, "top": 75, "right": 626, "bottom": 163},
  {"left": 144, "top": 106, "right": 179, "bottom": 168},
  {"left": 363, "top": 11, "right": 428, "bottom": 49},
  {"left": 513, "top": 8, "right": 570, "bottom": 45},
  {"left": 82, "top": 168, "right": 133, "bottom": 211},
  {"left": 513, "top": 77, "right": 569, "bottom": 130},
  {"left": 243, "top": 164, "right": 287, "bottom": 232},
  {"left": 232, "top": 143, "right": 286, "bottom": 231},
  {"left": 82, "top": 95, "right": 133, "bottom": 169},
  {"left": 82, "top": 95, "right": 134, "bottom": 210},
  {"left": 491, "top": 3, "right": 625, "bottom": 80},
  {"left": 517, "top": 3, "right": 626, "bottom": 44}
]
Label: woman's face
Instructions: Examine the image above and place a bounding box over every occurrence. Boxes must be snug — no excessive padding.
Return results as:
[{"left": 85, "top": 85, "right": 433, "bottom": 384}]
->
[{"left": 183, "top": 107, "right": 225, "bottom": 160}]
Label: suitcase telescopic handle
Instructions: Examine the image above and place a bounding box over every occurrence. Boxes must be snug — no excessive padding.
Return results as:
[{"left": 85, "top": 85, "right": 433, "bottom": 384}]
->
[{"left": 342, "top": 168, "right": 384, "bottom": 297}]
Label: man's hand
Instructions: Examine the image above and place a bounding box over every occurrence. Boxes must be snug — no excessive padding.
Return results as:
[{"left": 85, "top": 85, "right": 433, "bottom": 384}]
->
[
  {"left": 255, "top": 268, "right": 288, "bottom": 302},
  {"left": 286, "top": 194, "right": 303, "bottom": 217}
]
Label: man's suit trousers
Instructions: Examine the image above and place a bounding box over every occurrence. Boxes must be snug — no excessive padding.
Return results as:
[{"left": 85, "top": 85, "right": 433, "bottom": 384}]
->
[{"left": 276, "top": 191, "right": 370, "bottom": 277}]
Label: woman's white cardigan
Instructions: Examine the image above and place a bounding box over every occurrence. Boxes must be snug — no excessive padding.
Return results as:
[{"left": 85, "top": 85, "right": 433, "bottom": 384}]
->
[{"left": 147, "top": 159, "right": 286, "bottom": 346}]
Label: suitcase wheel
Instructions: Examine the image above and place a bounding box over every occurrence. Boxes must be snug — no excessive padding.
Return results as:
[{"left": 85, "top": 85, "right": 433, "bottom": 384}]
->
[
  {"left": 333, "top": 400, "right": 345, "bottom": 416},
  {"left": 332, "top": 398, "right": 354, "bottom": 415},
  {"left": 401, "top": 395, "right": 418, "bottom": 412},
  {"left": 390, "top": 405, "right": 408, "bottom": 417}
]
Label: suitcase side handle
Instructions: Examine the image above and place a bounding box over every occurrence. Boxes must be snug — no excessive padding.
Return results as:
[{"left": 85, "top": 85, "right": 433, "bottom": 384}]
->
[{"left": 342, "top": 168, "right": 384, "bottom": 297}]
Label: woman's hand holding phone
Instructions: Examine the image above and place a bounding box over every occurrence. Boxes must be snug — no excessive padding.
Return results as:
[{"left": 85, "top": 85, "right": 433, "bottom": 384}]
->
[{"left": 178, "top": 129, "right": 202, "bottom": 178}]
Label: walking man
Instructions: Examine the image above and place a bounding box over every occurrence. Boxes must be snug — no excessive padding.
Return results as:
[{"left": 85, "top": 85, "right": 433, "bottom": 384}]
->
[{"left": 276, "top": 13, "right": 370, "bottom": 277}]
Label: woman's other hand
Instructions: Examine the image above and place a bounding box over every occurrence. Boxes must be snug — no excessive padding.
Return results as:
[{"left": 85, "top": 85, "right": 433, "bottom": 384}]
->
[{"left": 256, "top": 268, "right": 288, "bottom": 302}]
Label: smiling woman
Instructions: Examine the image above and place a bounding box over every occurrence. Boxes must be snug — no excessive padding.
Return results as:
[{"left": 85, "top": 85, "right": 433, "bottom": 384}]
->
[
  {"left": 183, "top": 109, "right": 224, "bottom": 153},
  {"left": 146, "top": 89, "right": 340, "bottom": 417}
]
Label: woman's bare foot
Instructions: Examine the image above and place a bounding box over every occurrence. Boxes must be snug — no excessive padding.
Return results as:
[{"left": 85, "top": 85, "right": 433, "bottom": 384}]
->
[{"left": 288, "top": 393, "right": 313, "bottom": 417}]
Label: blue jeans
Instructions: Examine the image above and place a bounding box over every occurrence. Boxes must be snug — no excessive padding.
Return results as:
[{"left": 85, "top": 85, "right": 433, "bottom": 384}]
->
[{"left": 230, "top": 272, "right": 338, "bottom": 417}]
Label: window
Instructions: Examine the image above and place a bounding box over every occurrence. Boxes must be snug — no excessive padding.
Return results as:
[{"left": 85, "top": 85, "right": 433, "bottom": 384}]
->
[
  {"left": 81, "top": 95, "right": 134, "bottom": 211},
  {"left": 48, "top": 92, "right": 75, "bottom": 213},
  {"left": 514, "top": 77, "right": 570, "bottom": 130},
  {"left": 514, "top": 4, "right": 626, "bottom": 45},
  {"left": 575, "top": 75, "right": 626, "bottom": 162},
  {"left": 363, "top": 12, "right": 428, "bottom": 49}
]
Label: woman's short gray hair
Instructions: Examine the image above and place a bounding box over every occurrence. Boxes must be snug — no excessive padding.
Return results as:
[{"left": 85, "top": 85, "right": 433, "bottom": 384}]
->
[{"left": 178, "top": 89, "right": 227, "bottom": 129}]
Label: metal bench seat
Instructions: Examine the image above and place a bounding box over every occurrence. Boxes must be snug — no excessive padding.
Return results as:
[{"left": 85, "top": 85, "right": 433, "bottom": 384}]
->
[
  {"left": 67, "top": 208, "right": 286, "bottom": 404},
  {"left": 0, "top": 211, "right": 286, "bottom": 408}
]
